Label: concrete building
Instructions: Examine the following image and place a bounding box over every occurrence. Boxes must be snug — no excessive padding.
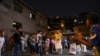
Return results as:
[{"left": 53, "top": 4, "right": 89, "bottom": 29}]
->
[
  {"left": 0, "top": 0, "right": 48, "bottom": 47},
  {"left": 0, "top": 0, "right": 47, "bottom": 38}
]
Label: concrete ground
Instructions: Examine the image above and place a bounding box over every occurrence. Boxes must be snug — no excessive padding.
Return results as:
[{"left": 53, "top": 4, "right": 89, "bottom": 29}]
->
[{"left": 3, "top": 48, "right": 94, "bottom": 56}]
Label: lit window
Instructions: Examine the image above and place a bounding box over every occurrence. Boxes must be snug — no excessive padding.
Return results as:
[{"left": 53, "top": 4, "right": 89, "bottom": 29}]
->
[
  {"left": 29, "top": 13, "right": 35, "bottom": 20},
  {"left": 13, "top": 21, "right": 22, "bottom": 29},
  {"left": 30, "top": 13, "right": 32, "bottom": 18}
]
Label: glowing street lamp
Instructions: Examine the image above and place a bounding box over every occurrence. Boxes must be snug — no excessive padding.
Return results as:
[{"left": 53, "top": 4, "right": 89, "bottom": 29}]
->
[
  {"left": 61, "top": 23, "right": 64, "bottom": 28},
  {"left": 74, "top": 19, "right": 77, "bottom": 23},
  {"left": 48, "top": 26, "right": 50, "bottom": 29}
]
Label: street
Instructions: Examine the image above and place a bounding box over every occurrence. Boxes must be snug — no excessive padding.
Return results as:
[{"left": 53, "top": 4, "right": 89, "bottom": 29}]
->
[
  {"left": 3, "top": 49, "right": 94, "bottom": 56},
  {"left": 46, "top": 50, "right": 94, "bottom": 56}
]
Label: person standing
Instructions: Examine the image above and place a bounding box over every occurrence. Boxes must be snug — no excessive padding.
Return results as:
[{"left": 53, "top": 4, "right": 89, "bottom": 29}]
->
[
  {"left": 62, "top": 37, "right": 68, "bottom": 50},
  {"left": 20, "top": 31, "right": 25, "bottom": 52},
  {"left": 76, "top": 41, "right": 81, "bottom": 54},
  {"left": 69, "top": 35, "right": 77, "bottom": 55},
  {"left": 49, "top": 37, "right": 55, "bottom": 54},
  {"left": 13, "top": 28, "right": 22, "bottom": 56},
  {"left": 44, "top": 37, "right": 50, "bottom": 55},
  {"left": 36, "top": 31, "right": 43, "bottom": 56},
  {"left": 0, "top": 29, "right": 5, "bottom": 56},
  {"left": 29, "top": 33, "right": 37, "bottom": 56},
  {"left": 54, "top": 30, "right": 62, "bottom": 54},
  {"left": 81, "top": 37, "right": 87, "bottom": 52}
]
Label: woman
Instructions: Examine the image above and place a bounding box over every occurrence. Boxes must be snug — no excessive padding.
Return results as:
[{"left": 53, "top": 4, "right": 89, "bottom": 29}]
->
[
  {"left": 29, "top": 33, "right": 37, "bottom": 56},
  {"left": 69, "top": 35, "right": 77, "bottom": 55},
  {"left": 20, "top": 31, "right": 25, "bottom": 52},
  {"left": 0, "top": 29, "right": 5, "bottom": 56},
  {"left": 54, "top": 30, "right": 62, "bottom": 54},
  {"left": 44, "top": 37, "right": 50, "bottom": 55}
]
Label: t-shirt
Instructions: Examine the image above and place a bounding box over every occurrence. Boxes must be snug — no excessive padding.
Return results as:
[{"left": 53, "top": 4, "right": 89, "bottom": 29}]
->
[
  {"left": 36, "top": 34, "right": 42, "bottom": 43},
  {"left": 90, "top": 25, "right": 100, "bottom": 45},
  {"left": 30, "top": 37, "right": 36, "bottom": 46},
  {"left": 36, "top": 34, "right": 42, "bottom": 46},
  {"left": 54, "top": 33, "right": 62, "bottom": 41},
  {"left": 45, "top": 38, "right": 50, "bottom": 47},
  {"left": 0, "top": 37, "right": 5, "bottom": 49},
  {"left": 21, "top": 36, "right": 25, "bottom": 44},
  {"left": 13, "top": 32, "right": 21, "bottom": 44}
]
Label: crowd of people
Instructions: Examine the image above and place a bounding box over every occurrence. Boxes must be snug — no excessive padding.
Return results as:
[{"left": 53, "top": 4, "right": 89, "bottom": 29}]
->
[
  {"left": 0, "top": 29, "right": 87, "bottom": 56},
  {"left": 0, "top": 28, "right": 88, "bottom": 56},
  {"left": 0, "top": 12, "right": 100, "bottom": 56}
]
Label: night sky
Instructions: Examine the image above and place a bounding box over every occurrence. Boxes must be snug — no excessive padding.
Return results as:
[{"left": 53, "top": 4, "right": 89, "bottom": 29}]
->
[{"left": 23, "top": 0, "right": 100, "bottom": 16}]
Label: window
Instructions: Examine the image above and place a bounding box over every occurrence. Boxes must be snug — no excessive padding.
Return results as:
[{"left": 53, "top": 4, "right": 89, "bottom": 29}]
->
[
  {"left": 13, "top": 21, "right": 22, "bottom": 29},
  {"left": 30, "top": 13, "right": 32, "bottom": 18},
  {"left": 13, "top": 2, "right": 23, "bottom": 13},
  {"left": 30, "top": 13, "right": 35, "bottom": 20}
]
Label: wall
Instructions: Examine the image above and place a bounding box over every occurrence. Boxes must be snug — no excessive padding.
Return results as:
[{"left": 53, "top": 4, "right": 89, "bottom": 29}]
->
[{"left": 0, "top": 0, "right": 47, "bottom": 38}]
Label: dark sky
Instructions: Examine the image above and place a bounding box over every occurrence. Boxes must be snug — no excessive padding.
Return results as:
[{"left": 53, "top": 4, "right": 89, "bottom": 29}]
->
[{"left": 23, "top": 0, "right": 100, "bottom": 16}]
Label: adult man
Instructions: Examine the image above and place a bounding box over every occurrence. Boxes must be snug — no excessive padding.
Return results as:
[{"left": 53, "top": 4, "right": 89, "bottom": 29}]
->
[{"left": 13, "top": 28, "right": 22, "bottom": 56}]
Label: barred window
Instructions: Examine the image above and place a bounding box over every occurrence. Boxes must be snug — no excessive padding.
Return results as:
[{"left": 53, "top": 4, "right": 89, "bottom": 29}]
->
[{"left": 14, "top": 2, "right": 23, "bottom": 13}]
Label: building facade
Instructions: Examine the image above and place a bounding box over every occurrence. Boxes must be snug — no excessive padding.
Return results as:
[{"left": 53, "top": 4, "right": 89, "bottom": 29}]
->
[{"left": 0, "top": 0, "right": 47, "bottom": 38}]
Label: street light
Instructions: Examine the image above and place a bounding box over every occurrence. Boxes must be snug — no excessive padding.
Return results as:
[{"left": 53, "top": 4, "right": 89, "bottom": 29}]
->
[
  {"left": 61, "top": 23, "right": 64, "bottom": 28},
  {"left": 74, "top": 19, "right": 77, "bottom": 22},
  {"left": 48, "top": 26, "right": 50, "bottom": 29}
]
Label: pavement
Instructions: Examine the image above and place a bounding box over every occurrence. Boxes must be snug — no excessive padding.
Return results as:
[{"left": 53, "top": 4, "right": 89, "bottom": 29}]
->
[
  {"left": 45, "top": 49, "right": 94, "bottom": 56},
  {"left": 3, "top": 48, "right": 94, "bottom": 56}
]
